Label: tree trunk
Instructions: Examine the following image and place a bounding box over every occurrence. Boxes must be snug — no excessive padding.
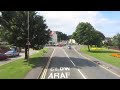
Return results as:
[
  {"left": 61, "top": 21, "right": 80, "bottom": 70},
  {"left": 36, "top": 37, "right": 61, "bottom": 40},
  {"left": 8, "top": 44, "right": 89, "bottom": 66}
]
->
[
  {"left": 25, "top": 45, "right": 28, "bottom": 60},
  {"left": 88, "top": 45, "right": 90, "bottom": 51},
  {"left": 90, "top": 44, "right": 92, "bottom": 47},
  {"left": 18, "top": 47, "right": 22, "bottom": 52}
]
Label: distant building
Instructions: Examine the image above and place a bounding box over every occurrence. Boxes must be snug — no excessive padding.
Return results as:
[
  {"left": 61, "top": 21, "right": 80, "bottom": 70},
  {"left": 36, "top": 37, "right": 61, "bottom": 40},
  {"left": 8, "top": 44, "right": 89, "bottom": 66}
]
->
[
  {"left": 68, "top": 39, "right": 76, "bottom": 44},
  {"left": 102, "top": 37, "right": 113, "bottom": 44},
  {"left": 49, "top": 31, "right": 58, "bottom": 45}
]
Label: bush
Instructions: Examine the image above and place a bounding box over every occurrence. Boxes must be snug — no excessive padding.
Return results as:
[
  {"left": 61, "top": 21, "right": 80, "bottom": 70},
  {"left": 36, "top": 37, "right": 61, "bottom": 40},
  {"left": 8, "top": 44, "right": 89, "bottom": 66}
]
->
[
  {"left": 111, "top": 53, "right": 120, "bottom": 58},
  {"left": 90, "top": 47, "right": 102, "bottom": 51},
  {"left": 43, "top": 50, "right": 47, "bottom": 53},
  {"left": 33, "top": 45, "right": 44, "bottom": 50}
]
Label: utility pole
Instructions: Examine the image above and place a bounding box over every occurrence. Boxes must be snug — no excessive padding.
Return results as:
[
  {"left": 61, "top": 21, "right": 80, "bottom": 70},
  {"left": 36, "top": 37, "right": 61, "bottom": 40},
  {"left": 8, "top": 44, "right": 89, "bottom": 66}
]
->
[{"left": 26, "top": 11, "right": 31, "bottom": 65}]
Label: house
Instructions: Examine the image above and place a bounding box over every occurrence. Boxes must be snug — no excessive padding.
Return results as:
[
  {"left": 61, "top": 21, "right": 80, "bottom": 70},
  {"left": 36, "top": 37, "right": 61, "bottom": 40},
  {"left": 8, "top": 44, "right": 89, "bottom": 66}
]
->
[
  {"left": 48, "top": 31, "right": 58, "bottom": 45},
  {"left": 102, "top": 37, "right": 113, "bottom": 44}
]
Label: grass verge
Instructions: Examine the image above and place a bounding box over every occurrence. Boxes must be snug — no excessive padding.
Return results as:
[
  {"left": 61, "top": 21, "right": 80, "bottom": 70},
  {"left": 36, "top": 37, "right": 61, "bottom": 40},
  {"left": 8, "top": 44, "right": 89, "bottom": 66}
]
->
[
  {"left": 0, "top": 48, "right": 48, "bottom": 79},
  {"left": 80, "top": 45, "right": 120, "bottom": 68}
]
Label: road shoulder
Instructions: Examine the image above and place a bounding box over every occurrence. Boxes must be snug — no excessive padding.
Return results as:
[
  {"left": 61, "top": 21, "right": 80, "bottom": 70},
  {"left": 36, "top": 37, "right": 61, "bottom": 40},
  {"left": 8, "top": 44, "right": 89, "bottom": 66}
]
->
[{"left": 24, "top": 48, "right": 54, "bottom": 79}]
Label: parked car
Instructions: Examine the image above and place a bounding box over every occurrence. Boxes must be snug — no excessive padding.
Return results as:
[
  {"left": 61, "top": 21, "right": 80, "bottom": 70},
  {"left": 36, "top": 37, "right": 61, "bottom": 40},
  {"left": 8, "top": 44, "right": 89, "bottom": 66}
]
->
[
  {"left": 0, "top": 53, "right": 8, "bottom": 60},
  {"left": 5, "top": 50, "right": 19, "bottom": 57}
]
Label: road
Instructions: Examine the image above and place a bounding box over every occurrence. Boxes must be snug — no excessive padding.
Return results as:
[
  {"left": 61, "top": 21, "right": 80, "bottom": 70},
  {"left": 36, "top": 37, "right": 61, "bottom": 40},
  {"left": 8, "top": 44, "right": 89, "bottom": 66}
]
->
[{"left": 40, "top": 46, "right": 120, "bottom": 79}]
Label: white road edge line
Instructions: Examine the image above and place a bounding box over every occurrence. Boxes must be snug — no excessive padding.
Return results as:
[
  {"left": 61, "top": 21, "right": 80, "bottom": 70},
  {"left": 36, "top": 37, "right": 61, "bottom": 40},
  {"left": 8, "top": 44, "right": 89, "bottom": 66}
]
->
[
  {"left": 40, "top": 48, "right": 55, "bottom": 79},
  {"left": 99, "top": 65, "right": 120, "bottom": 77},
  {"left": 77, "top": 69, "right": 87, "bottom": 79},
  {"left": 62, "top": 48, "right": 87, "bottom": 79},
  {"left": 73, "top": 46, "right": 120, "bottom": 78}
]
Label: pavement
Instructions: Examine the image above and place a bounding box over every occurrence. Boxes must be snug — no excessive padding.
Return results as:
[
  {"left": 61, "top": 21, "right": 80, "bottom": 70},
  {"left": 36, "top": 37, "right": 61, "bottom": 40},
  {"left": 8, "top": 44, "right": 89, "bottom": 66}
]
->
[
  {"left": 39, "top": 46, "right": 120, "bottom": 79},
  {"left": 0, "top": 49, "right": 39, "bottom": 66}
]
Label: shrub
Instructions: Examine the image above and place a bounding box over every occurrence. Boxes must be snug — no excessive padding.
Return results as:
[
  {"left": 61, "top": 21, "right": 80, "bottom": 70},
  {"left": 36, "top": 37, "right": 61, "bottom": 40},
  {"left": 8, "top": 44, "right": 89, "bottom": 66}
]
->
[
  {"left": 111, "top": 53, "right": 120, "bottom": 58},
  {"left": 90, "top": 47, "right": 102, "bottom": 51}
]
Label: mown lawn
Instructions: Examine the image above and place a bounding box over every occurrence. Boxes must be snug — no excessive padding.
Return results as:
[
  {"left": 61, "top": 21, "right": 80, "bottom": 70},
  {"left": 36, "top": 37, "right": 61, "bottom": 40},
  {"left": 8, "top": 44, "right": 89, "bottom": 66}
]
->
[
  {"left": 80, "top": 46, "right": 120, "bottom": 68},
  {"left": 0, "top": 48, "right": 48, "bottom": 79}
]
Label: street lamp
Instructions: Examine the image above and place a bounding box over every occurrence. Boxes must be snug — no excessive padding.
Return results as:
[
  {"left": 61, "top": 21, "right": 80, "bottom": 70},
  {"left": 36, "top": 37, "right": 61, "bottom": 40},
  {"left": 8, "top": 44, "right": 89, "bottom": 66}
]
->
[{"left": 26, "top": 11, "right": 31, "bottom": 65}]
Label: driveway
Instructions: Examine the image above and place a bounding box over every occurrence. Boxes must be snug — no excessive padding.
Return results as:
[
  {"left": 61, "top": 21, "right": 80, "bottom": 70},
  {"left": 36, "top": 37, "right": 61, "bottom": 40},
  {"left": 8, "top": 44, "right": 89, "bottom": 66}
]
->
[{"left": 0, "top": 49, "right": 39, "bottom": 66}]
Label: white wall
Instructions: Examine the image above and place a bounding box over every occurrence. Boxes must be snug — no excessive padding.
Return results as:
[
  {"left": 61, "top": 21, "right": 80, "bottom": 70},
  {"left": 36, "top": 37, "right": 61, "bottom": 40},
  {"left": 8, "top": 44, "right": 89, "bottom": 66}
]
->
[
  {"left": 69, "top": 39, "right": 76, "bottom": 44},
  {"left": 51, "top": 31, "right": 58, "bottom": 44}
]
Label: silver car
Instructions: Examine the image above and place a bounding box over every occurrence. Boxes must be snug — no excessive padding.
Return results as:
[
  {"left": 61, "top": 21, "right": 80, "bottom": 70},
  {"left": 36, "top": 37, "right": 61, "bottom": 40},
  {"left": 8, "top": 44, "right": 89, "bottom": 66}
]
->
[{"left": 5, "top": 50, "right": 19, "bottom": 57}]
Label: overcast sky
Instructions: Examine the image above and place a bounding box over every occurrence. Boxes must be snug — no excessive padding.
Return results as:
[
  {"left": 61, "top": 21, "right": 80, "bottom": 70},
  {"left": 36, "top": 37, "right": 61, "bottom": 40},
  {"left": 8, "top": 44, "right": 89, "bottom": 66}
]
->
[{"left": 38, "top": 11, "right": 120, "bottom": 37}]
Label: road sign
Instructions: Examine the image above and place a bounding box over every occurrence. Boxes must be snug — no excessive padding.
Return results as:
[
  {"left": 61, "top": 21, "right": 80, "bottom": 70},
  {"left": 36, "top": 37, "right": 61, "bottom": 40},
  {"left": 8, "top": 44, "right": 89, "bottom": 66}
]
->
[{"left": 26, "top": 41, "right": 31, "bottom": 45}]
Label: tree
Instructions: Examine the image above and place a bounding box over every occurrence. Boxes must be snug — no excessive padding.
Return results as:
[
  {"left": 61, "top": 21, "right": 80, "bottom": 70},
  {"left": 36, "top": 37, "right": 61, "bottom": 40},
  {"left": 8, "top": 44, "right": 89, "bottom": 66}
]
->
[
  {"left": 72, "top": 22, "right": 105, "bottom": 51},
  {"left": 68, "top": 35, "right": 72, "bottom": 40},
  {"left": 112, "top": 33, "right": 120, "bottom": 49},
  {"left": 0, "top": 26, "right": 5, "bottom": 41},
  {"left": 91, "top": 30, "right": 105, "bottom": 47},
  {"left": 0, "top": 11, "right": 50, "bottom": 59},
  {"left": 72, "top": 22, "right": 95, "bottom": 51},
  {"left": 62, "top": 33, "right": 68, "bottom": 40},
  {"left": 56, "top": 31, "right": 68, "bottom": 42}
]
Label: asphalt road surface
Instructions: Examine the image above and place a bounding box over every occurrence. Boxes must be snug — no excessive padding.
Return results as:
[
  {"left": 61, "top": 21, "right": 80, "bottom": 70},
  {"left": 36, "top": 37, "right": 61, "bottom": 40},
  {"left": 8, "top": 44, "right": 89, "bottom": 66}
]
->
[{"left": 40, "top": 46, "right": 120, "bottom": 79}]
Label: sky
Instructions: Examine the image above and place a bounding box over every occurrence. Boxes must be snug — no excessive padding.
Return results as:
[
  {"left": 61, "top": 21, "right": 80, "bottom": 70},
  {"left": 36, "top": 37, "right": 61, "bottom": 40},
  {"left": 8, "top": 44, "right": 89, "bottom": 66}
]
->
[{"left": 38, "top": 11, "right": 120, "bottom": 37}]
